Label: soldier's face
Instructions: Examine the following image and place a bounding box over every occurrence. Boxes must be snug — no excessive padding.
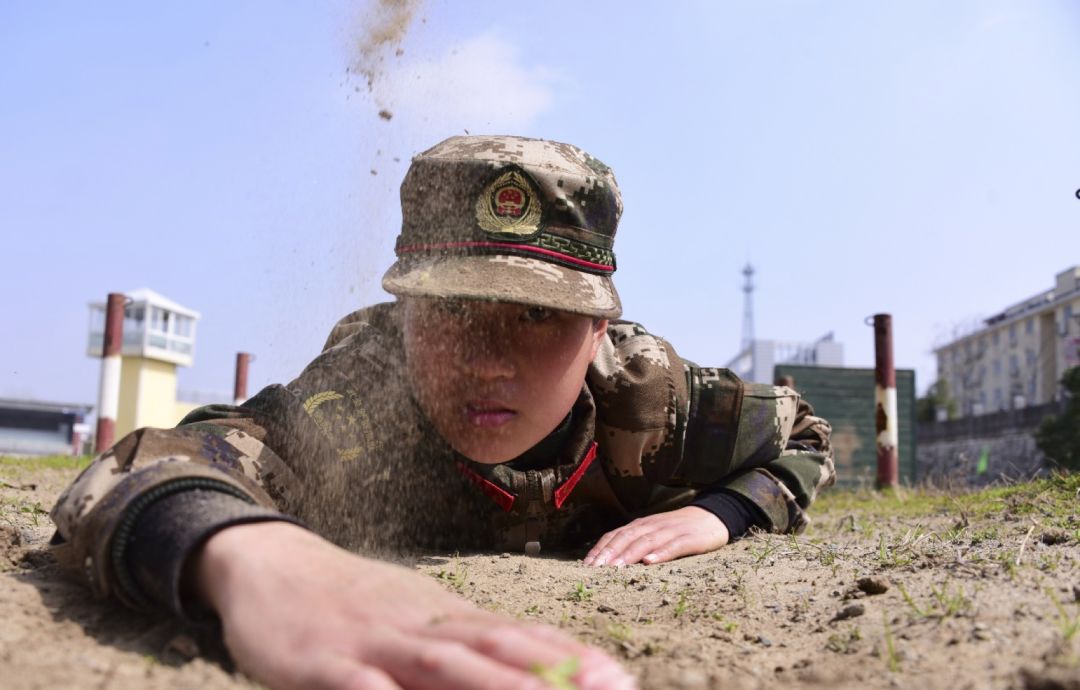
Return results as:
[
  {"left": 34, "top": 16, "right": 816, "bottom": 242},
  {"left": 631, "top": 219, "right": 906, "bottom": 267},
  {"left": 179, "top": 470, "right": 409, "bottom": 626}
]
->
[{"left": 403, "top": 297, "right": 607, "bottom": 463}]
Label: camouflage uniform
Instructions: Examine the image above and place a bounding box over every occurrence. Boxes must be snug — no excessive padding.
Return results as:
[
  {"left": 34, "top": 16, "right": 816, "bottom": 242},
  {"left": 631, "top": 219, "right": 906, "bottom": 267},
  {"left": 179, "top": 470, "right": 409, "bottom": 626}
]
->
[{"left": 50, "top": 136, "right": 834, "bottom": 613}]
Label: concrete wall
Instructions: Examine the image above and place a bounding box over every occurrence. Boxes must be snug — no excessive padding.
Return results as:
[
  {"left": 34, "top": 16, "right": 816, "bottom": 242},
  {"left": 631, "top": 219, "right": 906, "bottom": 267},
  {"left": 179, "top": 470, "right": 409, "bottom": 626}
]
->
[
  {"left": 916, "top": 433, "right": 1046, "bottom": 487},
  {"left": 916, "top": 403, "right": 1059, "bottom": 486}
]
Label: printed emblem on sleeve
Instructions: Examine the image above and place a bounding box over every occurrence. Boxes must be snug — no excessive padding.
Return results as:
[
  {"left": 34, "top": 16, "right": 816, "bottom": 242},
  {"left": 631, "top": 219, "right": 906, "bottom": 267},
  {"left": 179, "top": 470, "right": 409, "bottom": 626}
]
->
[{"left": 475, "top": 169, "right": 542, "bottom": 238}]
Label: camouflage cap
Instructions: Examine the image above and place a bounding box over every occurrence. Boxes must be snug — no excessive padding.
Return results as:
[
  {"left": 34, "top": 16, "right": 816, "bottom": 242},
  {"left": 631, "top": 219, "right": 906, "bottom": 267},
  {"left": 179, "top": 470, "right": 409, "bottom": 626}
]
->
[{"left": 382, "top": 135, "right": 623, "bottom": 318}]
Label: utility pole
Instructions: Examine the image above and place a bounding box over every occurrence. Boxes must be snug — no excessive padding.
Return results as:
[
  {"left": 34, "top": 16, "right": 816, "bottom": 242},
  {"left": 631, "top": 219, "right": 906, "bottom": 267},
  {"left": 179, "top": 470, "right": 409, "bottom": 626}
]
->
[{"left": 741, "top": 263, "right": 755, "bottom": 352}]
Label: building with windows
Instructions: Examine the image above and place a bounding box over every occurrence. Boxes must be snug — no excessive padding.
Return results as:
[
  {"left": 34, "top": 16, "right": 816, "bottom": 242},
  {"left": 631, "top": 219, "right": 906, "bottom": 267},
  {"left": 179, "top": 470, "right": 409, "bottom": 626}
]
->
[
  {"left": 725, "top": 332, "right": 844, "bottom": 385},
  {"left": 934, "top": 266, "right": 1080, "bottom": 417},
  {"left": 0, "top": 398, "right": 93, "bottom": 456},
  {"left": 86, "top": 289, "right": 202, "bottom": 438}
]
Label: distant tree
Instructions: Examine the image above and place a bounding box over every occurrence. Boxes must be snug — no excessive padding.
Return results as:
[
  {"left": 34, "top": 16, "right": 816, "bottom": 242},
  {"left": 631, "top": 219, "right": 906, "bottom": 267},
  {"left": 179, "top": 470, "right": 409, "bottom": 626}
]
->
[
  {"left": 917, "top": 379, "right": 957, "bottom": 423},
  {"left": 1036, "top": 367, "right": 1080, "bottom": 471}
]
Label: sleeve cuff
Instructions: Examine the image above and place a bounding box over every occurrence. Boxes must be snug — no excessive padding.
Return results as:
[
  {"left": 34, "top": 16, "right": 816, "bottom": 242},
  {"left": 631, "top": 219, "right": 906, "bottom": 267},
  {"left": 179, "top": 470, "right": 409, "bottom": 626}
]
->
[
  {"left": 121, "top": 488, "right": 305, "bottom": 621},
  {"left": 690, "top": 488, "right": 770, "bottom": 540}
]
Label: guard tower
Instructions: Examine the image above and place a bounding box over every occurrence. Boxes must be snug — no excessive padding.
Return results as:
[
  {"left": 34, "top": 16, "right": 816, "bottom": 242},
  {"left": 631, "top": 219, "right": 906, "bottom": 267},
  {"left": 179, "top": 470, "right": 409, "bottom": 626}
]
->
[{"left": 87, "top": 289, "right": 200, "bottom": 438}]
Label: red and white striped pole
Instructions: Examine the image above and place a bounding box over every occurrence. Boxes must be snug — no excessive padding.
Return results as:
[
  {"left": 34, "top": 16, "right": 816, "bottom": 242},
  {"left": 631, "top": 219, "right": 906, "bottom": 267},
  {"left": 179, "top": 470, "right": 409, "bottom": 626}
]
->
[
  {"left": 95, "top": 293, "right": 125, "bottom": 453},
  {"left": 234, "top": 352, "right": 252, "bottom": 406},
  {"left": 873, "top": 313, "right": 899, "bottom": 489}
]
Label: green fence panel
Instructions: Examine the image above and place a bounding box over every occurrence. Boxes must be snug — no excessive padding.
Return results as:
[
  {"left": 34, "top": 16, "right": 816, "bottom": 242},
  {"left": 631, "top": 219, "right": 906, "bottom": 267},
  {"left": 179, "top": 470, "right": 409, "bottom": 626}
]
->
[{"left": 773, "top": 365, "right": 917, "bottom": 486}]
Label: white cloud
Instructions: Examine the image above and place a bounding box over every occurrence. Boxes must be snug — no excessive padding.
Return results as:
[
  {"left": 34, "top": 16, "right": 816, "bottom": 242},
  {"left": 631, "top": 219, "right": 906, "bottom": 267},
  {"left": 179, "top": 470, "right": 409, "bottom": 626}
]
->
[{"left": 377, "top": 32, "right": 557, "bottom": 134}]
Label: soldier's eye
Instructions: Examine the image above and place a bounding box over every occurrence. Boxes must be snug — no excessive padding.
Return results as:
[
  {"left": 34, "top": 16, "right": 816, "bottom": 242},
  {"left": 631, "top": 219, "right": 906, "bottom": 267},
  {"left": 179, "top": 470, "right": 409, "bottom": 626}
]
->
[{"left": 523, "top": 306, "right": 553, "bottom": 323}]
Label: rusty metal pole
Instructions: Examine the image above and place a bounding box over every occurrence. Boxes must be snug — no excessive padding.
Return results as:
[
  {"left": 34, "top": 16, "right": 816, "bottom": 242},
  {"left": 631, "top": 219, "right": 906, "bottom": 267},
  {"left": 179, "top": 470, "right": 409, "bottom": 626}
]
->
[
  {"left": 873, "top": 313, "right": 899, "bottom": 489},
  {"left": 95, "top": 293, "right": 125, "bottom": 453},
  {"left": 233, "top": 352, "right": 251, "bottom": 406}
]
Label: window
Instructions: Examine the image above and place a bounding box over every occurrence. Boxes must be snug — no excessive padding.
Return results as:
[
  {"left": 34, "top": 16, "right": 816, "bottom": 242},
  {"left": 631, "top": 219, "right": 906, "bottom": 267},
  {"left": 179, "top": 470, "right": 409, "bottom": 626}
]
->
[
  {"left": 1008, "top": 323, "right": 1016, "bottom": 343},
  {"left": 1009, "top": 354, "right": 1018, "bottom": 373},
  {"left": 1026, "top": 318, "right": 1033, "bottom": 334},
  {"left": 150, "top": 307, "right": 165, "bottom": 333},
  {"left": 992, "top": 331, "right": 999, "bottom": 346},
  {"left": 992, "top": 360, "right": 1001, "bottom": 376},
  {"left": 994, "top": 388, "right": 1003, "bottom": 408},
  {"left": 175, "top": 316, "right": 193, "bottom": 338}
]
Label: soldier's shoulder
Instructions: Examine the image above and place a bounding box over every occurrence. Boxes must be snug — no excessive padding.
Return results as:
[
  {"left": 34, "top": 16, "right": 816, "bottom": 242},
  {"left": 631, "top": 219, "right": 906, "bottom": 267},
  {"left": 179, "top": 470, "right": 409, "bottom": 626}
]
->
[{"left": 321, "top": 301, "right": 402, "bottom": 353}]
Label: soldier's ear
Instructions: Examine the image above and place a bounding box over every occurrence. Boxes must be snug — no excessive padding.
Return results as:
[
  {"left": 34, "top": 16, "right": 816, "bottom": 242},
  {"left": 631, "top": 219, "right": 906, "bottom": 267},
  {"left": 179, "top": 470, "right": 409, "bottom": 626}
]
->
[{"left": 589, "top": 319, "right": 608, "bottom": 359}]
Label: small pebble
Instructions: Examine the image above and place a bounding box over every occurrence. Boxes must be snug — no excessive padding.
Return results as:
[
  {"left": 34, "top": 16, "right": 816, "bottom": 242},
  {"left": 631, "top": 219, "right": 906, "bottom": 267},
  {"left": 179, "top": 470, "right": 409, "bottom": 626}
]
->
[
  {"left": 831, "top": 603, "right": 866, "bottom": 622},
  {"left": 163, "top": 634, "right": 199, "bottom": 660}
]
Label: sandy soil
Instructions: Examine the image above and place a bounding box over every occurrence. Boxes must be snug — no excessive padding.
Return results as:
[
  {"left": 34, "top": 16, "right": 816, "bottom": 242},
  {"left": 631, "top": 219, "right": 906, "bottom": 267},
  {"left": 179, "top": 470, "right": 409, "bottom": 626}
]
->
[{"left": 2, "top": 460, "right": 1078, "bottom": 690}]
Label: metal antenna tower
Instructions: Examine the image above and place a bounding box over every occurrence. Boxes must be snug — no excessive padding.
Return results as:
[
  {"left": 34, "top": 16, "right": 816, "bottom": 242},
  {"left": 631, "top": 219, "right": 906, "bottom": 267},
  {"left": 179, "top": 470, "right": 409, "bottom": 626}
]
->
[{"left": 741, "top": 263, "right": 755, "bottom": 351}]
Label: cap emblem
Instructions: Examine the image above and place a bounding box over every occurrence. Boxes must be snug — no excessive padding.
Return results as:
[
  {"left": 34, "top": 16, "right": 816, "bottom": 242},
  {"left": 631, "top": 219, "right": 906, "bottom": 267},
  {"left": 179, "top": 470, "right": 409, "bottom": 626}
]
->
[{"left": 475, "top": 169, "right": 542, "bottom": 238}]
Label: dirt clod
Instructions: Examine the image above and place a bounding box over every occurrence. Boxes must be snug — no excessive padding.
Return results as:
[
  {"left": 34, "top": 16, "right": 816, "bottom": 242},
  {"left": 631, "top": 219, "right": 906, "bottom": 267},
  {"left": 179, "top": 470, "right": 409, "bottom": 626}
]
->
[
  {"left": 1040, "top": 529, "right": 1072, "bottom": 546},
  {"left": 857, "top": 576, "right": 890, "bottom": 595}
]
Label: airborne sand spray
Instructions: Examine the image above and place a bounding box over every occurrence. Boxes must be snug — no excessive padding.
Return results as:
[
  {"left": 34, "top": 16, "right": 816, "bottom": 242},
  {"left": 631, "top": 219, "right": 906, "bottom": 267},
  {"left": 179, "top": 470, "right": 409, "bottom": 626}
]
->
[
  {"left": 282, "top": 0, "right": 496, "bottom": 559},
  {"left": 349, "top": 0, "right": 421, "bottom": 111}
]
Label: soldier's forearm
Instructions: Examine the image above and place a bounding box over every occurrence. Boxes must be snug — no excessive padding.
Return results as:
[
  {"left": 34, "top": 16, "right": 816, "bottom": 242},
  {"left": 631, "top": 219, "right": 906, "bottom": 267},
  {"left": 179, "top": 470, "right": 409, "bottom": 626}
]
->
[{"left": 125, "top": 489, "right": 303, "bottom": 617}]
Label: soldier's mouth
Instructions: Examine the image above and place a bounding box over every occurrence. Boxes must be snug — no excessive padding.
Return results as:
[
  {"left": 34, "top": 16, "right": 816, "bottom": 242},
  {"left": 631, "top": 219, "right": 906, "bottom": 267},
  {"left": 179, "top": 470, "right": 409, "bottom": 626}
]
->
[{"left": 464, "top": 401, "right": 517, "bottom": 427}]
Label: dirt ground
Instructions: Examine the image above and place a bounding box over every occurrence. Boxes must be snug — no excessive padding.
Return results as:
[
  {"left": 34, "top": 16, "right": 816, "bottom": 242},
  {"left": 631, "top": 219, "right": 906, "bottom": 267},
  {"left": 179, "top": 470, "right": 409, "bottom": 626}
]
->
[{"left": 2, "top": 457, "right": 1078, "bottom": 690}]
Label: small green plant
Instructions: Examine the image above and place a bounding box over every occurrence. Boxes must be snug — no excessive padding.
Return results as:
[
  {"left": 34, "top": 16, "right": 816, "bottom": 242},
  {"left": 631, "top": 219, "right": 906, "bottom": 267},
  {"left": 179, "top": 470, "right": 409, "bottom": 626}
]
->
[
  {"left": 997, "top": 549, "right": 1019, "bottom": 580},
  {"left": 818, "top": 544, "right": 838, "bottom": 567},
  {"left": 876, "top": 532, "right": 912, "bottom": 567},
  {"left": 673, "top": 590, "right": 690, "bottom": 618},
  {"left": 1045, "top": 588, "right": 1080, "bottom": 642},
  {"left": 569, "top": 581, "right": 592, "bottom": 602},
  {"left": 750, "top": 535, "right": 781, "bottom": 570},
  {"left": 882, "top": 615, "right": 900, "bottom": 672},
  {"left": 606, "top": 622, "right": 633, "bottom": 643},
  {"left": 825, "top": 627, "right": 862, "bottom": 654},
  {"left": 531, "top": 657, "right": 580, "bottom": 690},
  {"left": 897, "top": 581, "right": 971, "bottom": 619},
  {"left": 896, "top": 582, "right": 927, "bottom": 618},
  {"left": 929, "top": 584, "right": 972, "bottom": 617},
  {"left": 434, "top": 560, "right": 468, "bottom": 591},
  {"left": 18, "top": 501, "right": 47, "bottom": 527},
  {"left": 969, "top": 527, "right": 999, "bottom": 545},
  {"left": 523, "top": 604, "right": 541, "bottom": 615},
  {"left": 711, "top": 612, "right": 738, "bottom": 633}
]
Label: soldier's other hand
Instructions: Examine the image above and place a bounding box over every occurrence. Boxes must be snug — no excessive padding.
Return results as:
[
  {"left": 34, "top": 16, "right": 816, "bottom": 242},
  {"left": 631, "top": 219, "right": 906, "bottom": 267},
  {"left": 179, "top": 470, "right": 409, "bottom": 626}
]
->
[
  {"left": 583, "top": 506, "right": 730, "bottom": 567},
  {"left": 193, "top": 522, "right": 637, "bottom": 690}
]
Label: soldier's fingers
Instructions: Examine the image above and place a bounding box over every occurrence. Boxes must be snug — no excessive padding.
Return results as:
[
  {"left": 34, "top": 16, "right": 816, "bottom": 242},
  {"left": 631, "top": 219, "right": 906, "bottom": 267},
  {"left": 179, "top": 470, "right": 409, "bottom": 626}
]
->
[
  {"left": 583, "top": 528, "right": 620, "bottom": 565},
  {"left": 369, "top": 636, "right": 552, "bottom": 690},
  {"left": 607, "top": 528, "right": 679, "bottom": 566},
  {"left": 522, "top": 625, "right": 639, "bottom": 690},
  {"left": 295, "top": 654, "right": 404, "bottom": 690},
  {"left": 639, "top": 534, "right": 699, "bottom": 565},
  {"left": 587, "top": 522, "right": 652, "bottom": 566},
  {"left": 417, "top": 621, "right": 636, "bottom": 690}
]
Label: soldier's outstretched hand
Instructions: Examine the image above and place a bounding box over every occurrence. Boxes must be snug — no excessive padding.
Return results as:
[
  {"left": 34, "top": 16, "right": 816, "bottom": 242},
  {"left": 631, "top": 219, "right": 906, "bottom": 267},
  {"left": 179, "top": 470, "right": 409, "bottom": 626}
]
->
[
  {"left": 583, "top": 506, "right": 731, "bottom": 567},
  {"left": 193, "top": 522, "right": 637, "bottom": 690}
]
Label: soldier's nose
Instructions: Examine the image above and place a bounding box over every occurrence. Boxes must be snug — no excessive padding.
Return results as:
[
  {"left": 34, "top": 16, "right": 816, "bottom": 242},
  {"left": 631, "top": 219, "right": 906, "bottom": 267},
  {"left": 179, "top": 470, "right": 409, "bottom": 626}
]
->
[{"left": 458, "top": 339, "right": 516, "bottom": 380}]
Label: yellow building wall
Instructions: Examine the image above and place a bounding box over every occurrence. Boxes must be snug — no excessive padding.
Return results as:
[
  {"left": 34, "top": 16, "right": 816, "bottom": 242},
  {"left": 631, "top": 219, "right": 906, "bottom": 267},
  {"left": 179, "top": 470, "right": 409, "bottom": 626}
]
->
[
  {"left": 115, "top": 357, "right": 183, "bottom": 438},
  {"left": 174, "top": 401, "right": 201, "bottom": 424}
]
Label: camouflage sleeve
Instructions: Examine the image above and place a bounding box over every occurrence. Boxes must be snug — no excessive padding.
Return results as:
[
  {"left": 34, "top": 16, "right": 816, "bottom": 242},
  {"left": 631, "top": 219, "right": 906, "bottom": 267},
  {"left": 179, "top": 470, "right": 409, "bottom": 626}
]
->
[
  {"left": 678, "top": 368, "right": 835, "bottom": 533},
  {"left": 46, "top": 398, "right": 315, "bottom": 609},
  {"left": 48, "top": 323, "right": 383, "bottom": 610}
]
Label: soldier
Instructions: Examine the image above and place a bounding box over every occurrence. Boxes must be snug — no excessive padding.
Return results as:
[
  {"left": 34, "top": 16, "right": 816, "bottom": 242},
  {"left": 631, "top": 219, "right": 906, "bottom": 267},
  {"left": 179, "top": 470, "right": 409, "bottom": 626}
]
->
[{"left": 50, "top": 135, "right": 834, "bottom": 690}]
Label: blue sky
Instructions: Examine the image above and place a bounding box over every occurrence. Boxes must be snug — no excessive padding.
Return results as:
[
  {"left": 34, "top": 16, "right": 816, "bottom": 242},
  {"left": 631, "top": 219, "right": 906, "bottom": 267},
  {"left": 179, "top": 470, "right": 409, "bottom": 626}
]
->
[{"left": 2, "top": 0, "right": 1078, "bottom": 409}]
